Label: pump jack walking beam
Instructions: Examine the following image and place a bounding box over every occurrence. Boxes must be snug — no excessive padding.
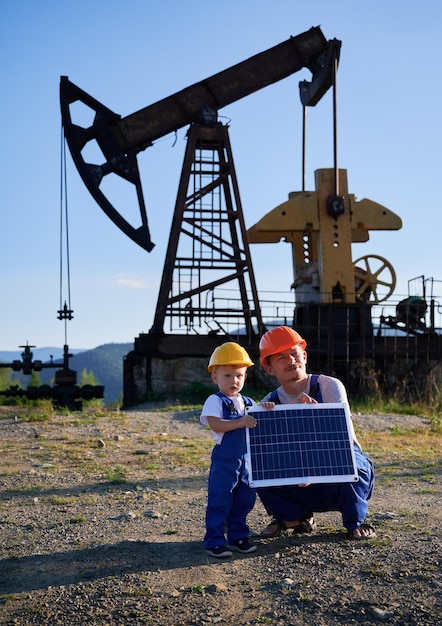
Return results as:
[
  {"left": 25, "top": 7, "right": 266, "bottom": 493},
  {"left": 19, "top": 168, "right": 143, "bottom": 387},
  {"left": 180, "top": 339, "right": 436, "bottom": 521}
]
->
[{"left": 60, "top": 27, "right": 340, "bottom": 252}]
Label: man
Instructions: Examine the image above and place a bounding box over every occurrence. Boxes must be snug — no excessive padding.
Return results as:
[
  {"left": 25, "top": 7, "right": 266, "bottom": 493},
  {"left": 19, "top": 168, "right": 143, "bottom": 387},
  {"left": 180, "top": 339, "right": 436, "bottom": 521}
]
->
[{"left": 258, "top": 326, "right": 376, "bottom": 541}]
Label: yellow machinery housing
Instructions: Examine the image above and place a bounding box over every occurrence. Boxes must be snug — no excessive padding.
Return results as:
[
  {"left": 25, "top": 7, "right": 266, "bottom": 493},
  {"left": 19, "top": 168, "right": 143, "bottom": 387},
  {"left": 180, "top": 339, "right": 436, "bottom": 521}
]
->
[{"left": 248, "top": 168, "right": 402, "bottom": 305}]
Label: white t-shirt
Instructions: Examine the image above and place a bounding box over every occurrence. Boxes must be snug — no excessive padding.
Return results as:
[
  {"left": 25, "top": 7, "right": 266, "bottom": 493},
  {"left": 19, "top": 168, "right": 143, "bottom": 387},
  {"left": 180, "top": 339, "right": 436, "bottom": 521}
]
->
[
  {"left": 262, "top": 374, "right": 348, "bottom": 405},
  {"left": 262, "top": 374, "right": 359, "bottom": 445}
]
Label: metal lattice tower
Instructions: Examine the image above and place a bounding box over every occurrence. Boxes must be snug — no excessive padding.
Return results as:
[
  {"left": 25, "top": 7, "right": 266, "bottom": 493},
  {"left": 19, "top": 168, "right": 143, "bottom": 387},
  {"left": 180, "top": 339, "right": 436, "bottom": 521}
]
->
[{"left": 150, "top": 122, "right": 263, "bottom": 340}]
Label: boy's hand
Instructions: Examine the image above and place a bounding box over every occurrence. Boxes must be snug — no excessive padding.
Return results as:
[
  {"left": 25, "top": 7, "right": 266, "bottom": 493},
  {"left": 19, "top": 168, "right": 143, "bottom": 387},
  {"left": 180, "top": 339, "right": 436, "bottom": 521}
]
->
[{"left": 241, "top": 414, "right": 257, "bottom": 429}]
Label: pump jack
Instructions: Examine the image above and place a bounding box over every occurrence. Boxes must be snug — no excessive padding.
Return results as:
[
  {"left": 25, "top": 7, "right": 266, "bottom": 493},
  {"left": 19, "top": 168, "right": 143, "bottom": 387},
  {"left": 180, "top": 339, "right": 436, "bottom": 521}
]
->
[
  {"left": 61, "top": 27, "right": 345, "bottom": 401},
  {"left": 60, "top": 27, "right": 441, "bottom": 404}
]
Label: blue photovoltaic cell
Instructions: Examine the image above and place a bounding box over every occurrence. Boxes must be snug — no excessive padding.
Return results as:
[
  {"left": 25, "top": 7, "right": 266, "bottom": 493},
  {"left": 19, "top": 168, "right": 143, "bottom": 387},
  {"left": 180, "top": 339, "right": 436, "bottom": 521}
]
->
[{"left": 245, "top": 403, "right": 358, "bottom": 487}]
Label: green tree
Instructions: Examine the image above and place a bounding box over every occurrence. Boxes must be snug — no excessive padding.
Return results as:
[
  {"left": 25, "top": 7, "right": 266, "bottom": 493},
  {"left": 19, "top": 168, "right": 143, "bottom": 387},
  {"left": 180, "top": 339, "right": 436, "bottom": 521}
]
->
[
  {"left": 79, "top": 368, "right": 103, "bottom": 408},
  {"left": 0, "top": 366, "right": 12, "bottom": 391},
  {"left": 0, "top": 366, "right": 20, "bottom": 405},
  {"left": 28, "top": 370, "right": 41, "bottom": 388},
  {"left": 80, "top": 368, "right": 99, "bottom": 386}
]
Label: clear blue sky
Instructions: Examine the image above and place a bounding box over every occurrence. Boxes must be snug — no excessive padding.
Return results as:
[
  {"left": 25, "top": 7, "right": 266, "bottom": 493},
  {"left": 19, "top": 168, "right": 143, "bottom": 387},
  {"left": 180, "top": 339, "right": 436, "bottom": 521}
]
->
[{"left": 1, "top": 1, "right": 441, "bottom": 351}]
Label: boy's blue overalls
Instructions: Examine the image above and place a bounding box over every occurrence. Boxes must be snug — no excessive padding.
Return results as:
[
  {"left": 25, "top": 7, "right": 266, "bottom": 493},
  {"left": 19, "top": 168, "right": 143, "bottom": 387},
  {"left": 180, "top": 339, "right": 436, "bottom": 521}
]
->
[
  {"left": 258, "top": 376, "right": 375, "bottom": 532},
  {"left": 204, "top": 392, "right": 255, "bottom": 550}
]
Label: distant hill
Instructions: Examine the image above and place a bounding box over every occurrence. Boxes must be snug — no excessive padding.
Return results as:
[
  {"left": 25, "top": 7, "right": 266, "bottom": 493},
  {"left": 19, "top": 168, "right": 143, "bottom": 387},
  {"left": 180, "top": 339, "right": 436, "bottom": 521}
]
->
[
  {"left": 1, "top": 343, "right": 133, "bottom": 404},
  {"left": 0, "top": 347, "right": 87, "bottom": 363},
  {"left": 65, "top": 344, "right": 133, "bottom": 403}
]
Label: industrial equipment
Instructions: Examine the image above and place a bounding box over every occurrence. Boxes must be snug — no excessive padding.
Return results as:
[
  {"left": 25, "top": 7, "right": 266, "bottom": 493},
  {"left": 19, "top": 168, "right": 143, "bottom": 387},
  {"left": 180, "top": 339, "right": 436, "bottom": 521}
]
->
[
  {"left": 379, "top": 275, "right": 441, "bottom": 336},
  {"left": 247, "top": 168, "right": 402, "bottom": 304},
  {"left": 0, "top": 344, "right": 104, "bottom": 410},
  {"left": 61, "top": 27, "right": 339, "bottom": 340},
  {"left": 60, "top": 27, "right": 441, "bottom": 404}
]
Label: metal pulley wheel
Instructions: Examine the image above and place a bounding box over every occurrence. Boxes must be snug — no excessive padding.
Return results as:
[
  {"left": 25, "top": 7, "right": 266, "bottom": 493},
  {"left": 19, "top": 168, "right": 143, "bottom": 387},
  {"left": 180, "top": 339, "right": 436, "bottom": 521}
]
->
[{"left": 353, "top": 255, "right": 396, "bottom": 303}]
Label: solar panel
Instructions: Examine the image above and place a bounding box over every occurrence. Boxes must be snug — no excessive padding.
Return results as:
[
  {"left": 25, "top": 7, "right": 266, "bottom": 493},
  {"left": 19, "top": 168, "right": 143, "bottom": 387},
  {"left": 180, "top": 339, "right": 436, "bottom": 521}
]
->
[{"left": 245, "top": 403, "right": 358, "bottom": 487}]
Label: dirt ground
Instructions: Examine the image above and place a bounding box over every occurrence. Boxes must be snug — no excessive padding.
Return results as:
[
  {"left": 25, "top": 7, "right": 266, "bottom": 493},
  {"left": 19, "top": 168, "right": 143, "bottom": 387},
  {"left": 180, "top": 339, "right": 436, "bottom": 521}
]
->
[{"left": 0, "top": 405, "right": 440, "bottom": 625}]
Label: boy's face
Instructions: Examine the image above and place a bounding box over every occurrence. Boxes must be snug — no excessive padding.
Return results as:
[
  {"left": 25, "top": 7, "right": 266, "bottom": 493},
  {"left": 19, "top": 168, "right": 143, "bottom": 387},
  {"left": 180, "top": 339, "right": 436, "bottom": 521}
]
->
[
  {"left": 264, "top": 344, "right": 307, "bottom": 384},
  {"left": 211, "top": 364, "right": 248, "bottom": 397}
]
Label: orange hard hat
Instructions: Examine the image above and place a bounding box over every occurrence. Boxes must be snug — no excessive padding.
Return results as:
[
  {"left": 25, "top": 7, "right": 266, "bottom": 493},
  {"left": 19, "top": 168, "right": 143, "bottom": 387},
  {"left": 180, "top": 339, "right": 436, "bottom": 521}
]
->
[{"left": 259, "top": 326, "right": 307, "bottom": 366}]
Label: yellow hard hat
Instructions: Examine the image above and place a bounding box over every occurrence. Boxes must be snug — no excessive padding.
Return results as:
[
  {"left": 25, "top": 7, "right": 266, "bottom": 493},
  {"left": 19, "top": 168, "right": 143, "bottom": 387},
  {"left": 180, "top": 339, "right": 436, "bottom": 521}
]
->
[
  {"left": 208, "top": 342, "right": 254, "bottom": 372},
  {"left": 259, "top": 326, "right": 307, "bottom": 366}
]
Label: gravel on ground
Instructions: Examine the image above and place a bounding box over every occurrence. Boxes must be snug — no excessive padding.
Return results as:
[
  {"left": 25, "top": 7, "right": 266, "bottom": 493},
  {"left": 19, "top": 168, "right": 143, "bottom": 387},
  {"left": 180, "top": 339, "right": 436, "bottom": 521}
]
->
[{"left": 0, "top": 405, "right": 440, "bottom": 625}]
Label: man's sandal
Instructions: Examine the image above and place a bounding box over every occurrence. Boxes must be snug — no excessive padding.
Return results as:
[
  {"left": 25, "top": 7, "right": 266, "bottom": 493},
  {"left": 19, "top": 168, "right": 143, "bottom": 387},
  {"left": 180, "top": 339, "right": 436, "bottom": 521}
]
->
[
  {"left": 260, "top": 519, "right": 287, "bottom": 538},
  {"left": 347, "top": 523, "right": 376, "bottom": 540},
  {"left": 261, "top": 515, "right": 316, "bottom": 538}
]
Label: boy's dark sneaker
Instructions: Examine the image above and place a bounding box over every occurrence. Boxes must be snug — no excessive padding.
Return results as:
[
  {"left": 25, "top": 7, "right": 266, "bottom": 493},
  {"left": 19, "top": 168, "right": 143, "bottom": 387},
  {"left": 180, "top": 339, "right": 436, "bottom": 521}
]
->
[
  {"left": 227, "top": 538, "right": 257, "bottom": 554},
  {"left": 206, "top": 545, "right": 233, "bottom": 558}
]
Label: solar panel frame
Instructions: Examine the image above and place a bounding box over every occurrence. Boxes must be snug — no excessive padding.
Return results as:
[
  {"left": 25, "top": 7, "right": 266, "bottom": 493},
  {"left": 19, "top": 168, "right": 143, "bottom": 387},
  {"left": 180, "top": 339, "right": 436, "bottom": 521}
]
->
[{"left": 245, "top": 403, "right": 358, "bottom": 487}]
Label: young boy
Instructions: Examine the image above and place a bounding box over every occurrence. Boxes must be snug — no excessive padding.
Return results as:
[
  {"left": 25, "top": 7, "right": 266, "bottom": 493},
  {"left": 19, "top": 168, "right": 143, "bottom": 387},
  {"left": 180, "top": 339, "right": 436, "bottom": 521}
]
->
[{"left": 201, "top": 342, "right": 273, "bottom": 558}]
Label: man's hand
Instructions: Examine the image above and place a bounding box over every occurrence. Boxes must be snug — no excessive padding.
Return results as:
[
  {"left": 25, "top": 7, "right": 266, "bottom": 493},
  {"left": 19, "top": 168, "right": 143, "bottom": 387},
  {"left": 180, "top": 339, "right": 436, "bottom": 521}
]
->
[
  {"left": 297, "top": 392, "right": 318, "bottom": 405},
  {"left": 260, "top": 401, "right": 275, "bottom": 410}
]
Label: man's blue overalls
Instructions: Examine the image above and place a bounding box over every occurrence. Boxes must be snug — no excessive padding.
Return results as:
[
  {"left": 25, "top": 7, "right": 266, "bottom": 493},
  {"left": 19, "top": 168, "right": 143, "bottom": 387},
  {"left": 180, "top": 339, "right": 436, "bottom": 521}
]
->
[
  {"left": 257, "top": 376, "right": 375, "bottom": 532},
  {"left": 204, "top": 392, "right": 256, "bottom": 550}
]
